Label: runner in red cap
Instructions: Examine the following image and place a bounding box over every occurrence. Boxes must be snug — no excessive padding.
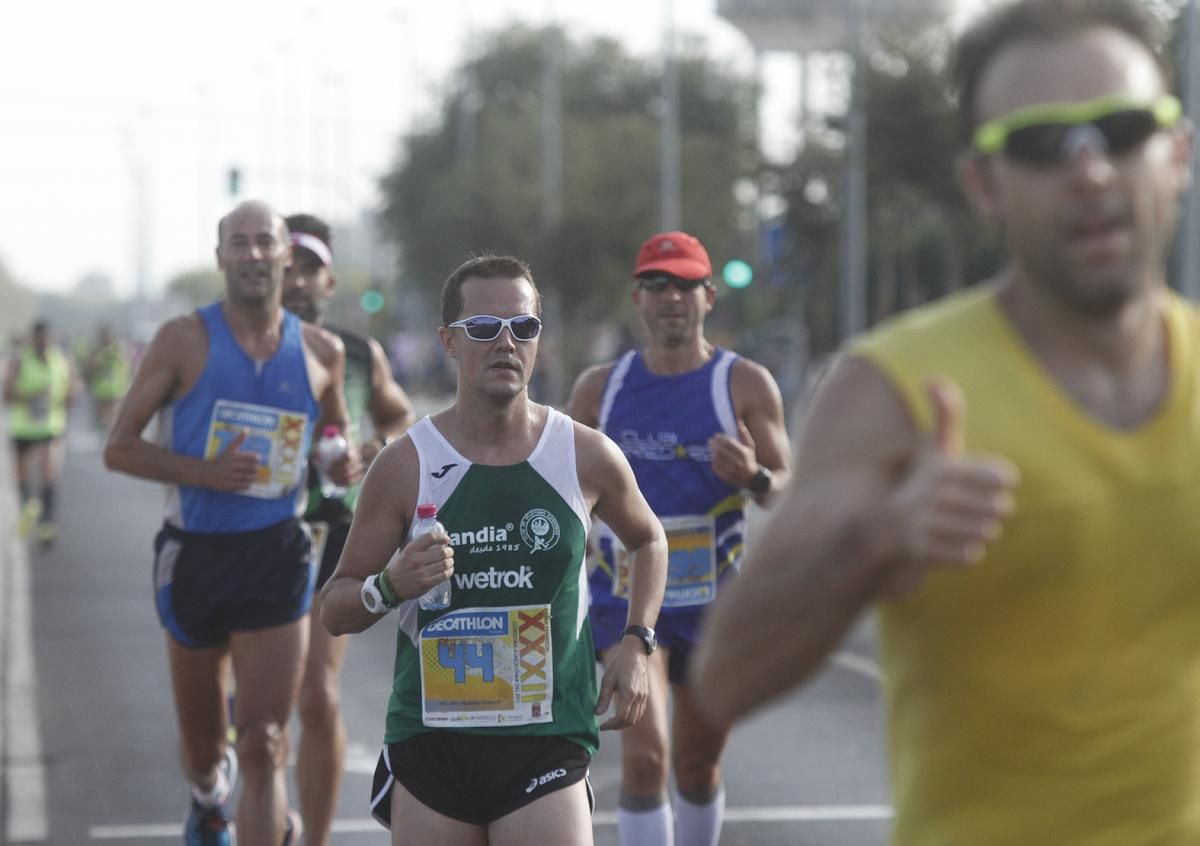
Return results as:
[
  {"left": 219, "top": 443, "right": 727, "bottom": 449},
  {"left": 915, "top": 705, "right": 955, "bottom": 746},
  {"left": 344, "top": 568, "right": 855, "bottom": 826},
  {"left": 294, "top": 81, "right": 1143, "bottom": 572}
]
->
[{"left": 568, "top": 230, "right": 791, "bottom": 846}]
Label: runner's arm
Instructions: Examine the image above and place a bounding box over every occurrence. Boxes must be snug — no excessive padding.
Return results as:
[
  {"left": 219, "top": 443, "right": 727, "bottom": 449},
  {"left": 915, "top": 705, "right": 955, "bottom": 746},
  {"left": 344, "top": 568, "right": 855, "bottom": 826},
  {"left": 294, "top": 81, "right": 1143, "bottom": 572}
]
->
[
  {"left": 103, "top": 317, "right": 255, "bottom": 490},
  {"left": 304, "top": 323, "right": 359, "bottom": 485},
  {"left": 3, "top": 355, "right": 19, "bottom": 404},
  {"left": 708, "top": 358, "right": 791, "bottom": 506},
  {"left": 362, "top": 336, "right": 415, "bottom": 461},
  {"left": 321, "top": 436, "right": 453, "bottom": 634},
  {"left": 691, "top": 357, "right": 1018, "bottom": 727},
  {"left": 577, "top": 423, "right": 668, "bottom": 730},
  {"left": 565, "top": 364, "right": 613, "bottom": 429}
]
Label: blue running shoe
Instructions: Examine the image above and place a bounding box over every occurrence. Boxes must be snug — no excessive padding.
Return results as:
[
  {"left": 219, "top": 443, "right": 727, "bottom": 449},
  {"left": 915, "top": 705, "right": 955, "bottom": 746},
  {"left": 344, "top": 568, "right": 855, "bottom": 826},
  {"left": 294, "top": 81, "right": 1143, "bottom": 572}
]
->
[
  {"left": 184, "top": 800, "right": 231, "bottom": 846},
  {"left": 184, "top": 746, "right": 238, "bottom": 846}
]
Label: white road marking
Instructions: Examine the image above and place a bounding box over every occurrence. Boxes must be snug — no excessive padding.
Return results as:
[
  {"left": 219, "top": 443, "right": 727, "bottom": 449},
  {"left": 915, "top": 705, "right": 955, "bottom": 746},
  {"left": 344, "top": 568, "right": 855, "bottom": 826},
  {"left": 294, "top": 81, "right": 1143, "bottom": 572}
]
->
[
  {"left": 89, "top": 805, "right": 894, "bottom": 839},
  {"left": 2, "top": 443, "right": 49, "bottom": 842}
]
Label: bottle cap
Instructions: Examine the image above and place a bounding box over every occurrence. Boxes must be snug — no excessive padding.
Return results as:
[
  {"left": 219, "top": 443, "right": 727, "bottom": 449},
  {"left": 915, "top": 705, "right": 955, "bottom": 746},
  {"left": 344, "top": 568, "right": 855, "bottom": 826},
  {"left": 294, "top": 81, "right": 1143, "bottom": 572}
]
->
[
  {"left": 416, "top": 503, "right": 437, "bottom": 519},
  {"left": 322, "top": 424, "right": 340, "bottom": 438}
]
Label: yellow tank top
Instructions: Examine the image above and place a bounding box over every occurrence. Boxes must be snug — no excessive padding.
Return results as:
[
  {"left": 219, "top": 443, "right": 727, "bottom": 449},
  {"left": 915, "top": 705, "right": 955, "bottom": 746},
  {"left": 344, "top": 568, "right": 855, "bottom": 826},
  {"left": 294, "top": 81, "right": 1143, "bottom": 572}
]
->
[
  {"left": 8, "top": 345, "right": 70, "bottom": 439},
  {"left": 852, "top": 285, "right": 1200, "bottom": 846}
]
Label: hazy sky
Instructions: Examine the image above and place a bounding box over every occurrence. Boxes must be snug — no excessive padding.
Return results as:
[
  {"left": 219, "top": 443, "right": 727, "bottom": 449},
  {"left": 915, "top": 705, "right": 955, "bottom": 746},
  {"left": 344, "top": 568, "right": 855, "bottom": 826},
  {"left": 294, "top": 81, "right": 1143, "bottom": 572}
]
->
[{"left": 1, "top": 0, "right": 979, "bottom": 297}]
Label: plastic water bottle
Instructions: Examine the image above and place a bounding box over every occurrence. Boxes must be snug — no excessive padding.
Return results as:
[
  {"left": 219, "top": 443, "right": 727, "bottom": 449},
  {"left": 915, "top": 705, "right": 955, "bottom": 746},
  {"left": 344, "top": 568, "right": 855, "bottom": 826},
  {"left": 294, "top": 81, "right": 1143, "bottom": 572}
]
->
[
  {"left": 314, "top": 425, "right": 349, "bottom": 498},
  {"left": 413, "top": 503, "right": 451, "bottom": 610}
]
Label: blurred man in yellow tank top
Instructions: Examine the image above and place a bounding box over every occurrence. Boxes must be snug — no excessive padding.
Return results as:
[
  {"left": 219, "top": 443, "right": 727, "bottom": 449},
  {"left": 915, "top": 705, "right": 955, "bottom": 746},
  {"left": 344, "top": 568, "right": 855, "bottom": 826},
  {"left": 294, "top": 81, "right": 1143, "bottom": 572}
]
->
[{"left": 693, "top": 1, "right": 1200, "bottom": 844}]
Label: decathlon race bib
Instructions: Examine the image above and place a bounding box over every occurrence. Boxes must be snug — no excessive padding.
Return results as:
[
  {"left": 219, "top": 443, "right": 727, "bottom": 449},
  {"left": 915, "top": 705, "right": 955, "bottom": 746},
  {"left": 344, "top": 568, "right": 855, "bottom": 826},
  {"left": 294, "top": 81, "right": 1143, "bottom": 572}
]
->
[
  {"left": 203, "top": 399, "right": 309, "bottom": 499},
  {"left": 419, "top": 605, "right": 553, "bottom": 728},
  {"left": 613, "top": 514, "right": 718, "bottom": 608}
]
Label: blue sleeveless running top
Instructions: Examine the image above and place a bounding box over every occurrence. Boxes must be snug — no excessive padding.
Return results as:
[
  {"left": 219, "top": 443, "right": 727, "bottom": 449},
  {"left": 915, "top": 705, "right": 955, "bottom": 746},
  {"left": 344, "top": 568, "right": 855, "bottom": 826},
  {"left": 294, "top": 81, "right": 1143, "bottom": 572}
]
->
[
  {"left": 589, "top": 348, "right": 747, "bottom": 614},
  {"left": 159, "top": 302, "right": 320, "bottom": 533}
]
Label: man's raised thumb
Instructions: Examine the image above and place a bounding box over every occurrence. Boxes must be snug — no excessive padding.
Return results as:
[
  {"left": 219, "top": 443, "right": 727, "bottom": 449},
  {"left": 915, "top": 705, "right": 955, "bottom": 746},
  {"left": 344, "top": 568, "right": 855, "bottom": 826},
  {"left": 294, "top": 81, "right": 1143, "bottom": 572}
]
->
[{"left": 926, "top": 379, "right": 965, "bottom": 455}]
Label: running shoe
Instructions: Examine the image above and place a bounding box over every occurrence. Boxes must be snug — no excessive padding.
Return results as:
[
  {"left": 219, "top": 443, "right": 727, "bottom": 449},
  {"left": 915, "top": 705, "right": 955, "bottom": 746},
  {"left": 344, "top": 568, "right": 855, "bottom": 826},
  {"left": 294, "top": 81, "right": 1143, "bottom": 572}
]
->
[
  {"left": 183, "top": 801, "right": 230, "bottom": 846},
  {"left": 184, "top": 746, "right": 238, "bottom": 846},
  {"left": 17, "top": 497, "right": 42, "bottom": 540},
  {"left": 35, "top": 521, "right": 57, "bottom": 550}
]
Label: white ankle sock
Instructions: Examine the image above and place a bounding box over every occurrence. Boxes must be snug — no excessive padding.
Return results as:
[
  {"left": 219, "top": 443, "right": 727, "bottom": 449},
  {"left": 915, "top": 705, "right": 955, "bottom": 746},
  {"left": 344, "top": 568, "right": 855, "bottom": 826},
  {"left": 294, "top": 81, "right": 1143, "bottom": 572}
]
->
[
  {"left": 618, "top": 802, "right": 675, "bottom": 846},
  {"left": 673, "top": 785, "right": 725, "bottom": 846},
  {"left": 190, "top": 767, "right": 230, "bottom": 809}
]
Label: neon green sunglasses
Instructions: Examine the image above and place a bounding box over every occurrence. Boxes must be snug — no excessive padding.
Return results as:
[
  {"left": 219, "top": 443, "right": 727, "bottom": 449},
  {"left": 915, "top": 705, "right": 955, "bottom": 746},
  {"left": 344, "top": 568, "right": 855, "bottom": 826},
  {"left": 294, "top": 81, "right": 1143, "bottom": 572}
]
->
[{"left": 971, "top": 94, "right": 1183, "bottom": 164}]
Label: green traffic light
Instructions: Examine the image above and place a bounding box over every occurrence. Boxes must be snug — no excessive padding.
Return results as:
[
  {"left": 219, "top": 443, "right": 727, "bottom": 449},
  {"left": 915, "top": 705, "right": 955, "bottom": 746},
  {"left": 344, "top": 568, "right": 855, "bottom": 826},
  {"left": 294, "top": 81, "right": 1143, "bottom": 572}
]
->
[
  {"left": 723, "top": 259, "right": 753, "bottom": 289},
  {"left": 360, "top": 289, "right": 385, "bottom": 314}
]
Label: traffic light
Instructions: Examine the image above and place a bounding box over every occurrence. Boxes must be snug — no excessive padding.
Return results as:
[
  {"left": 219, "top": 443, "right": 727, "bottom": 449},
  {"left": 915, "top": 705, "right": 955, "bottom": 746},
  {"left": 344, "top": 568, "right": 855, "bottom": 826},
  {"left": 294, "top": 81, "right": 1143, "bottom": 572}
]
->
[
  {"left": 722, "top": 259, "right": 753, "bottom": 289},
  {"left": 360, "top": 289, "right": 385, "bottom": 314},
  {"left": 227, "top": 167, "right": 241, "bottom": 198}
]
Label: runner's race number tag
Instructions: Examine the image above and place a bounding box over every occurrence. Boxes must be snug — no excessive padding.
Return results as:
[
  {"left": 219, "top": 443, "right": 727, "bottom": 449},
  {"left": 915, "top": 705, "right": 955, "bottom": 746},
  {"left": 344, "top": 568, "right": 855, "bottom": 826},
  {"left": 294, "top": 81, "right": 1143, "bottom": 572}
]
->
[
  {"left": 613, "top": 514, "right": 718, "bottom": 607},
  {"left": 204, "top": 399, "right": 309, "bottom": 499},
  {"left": 419, "top": 605, "right": 553, "bottom": 728}
]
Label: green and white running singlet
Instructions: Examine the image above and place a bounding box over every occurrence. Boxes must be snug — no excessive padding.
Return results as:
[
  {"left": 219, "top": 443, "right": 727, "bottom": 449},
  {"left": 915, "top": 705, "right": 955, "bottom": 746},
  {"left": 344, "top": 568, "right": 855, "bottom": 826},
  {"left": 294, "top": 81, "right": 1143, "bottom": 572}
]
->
[{"left": 384, "top": 408, "right": 599, "bottom": 755}]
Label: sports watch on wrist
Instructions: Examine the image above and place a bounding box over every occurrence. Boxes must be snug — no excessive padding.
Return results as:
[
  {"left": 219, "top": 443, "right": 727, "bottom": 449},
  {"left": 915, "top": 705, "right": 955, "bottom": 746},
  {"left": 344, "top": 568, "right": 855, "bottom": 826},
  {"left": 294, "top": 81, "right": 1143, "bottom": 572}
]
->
[
  {"left": 747, "top": 466, "right": 772, "bottom": 497},
  {"left": 361, "top": 573, "right": 394, "bottom": 615},
  {"left": 621, "top": 624, "right": 658, "bottom": 656}
]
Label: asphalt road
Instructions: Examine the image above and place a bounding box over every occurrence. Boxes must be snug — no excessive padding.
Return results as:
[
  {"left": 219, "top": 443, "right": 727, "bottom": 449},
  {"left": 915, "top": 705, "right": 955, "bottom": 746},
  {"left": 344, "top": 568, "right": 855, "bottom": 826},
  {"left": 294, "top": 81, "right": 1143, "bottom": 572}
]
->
[{"left": 2, "top": 416, "right": 891, "bottom": 845}]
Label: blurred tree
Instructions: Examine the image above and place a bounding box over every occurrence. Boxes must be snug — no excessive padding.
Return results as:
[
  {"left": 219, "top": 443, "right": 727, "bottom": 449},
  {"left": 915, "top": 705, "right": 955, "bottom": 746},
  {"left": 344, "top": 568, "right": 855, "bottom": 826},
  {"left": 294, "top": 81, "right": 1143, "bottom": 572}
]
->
[
  {"left": 771, "top": 26, "right": 1004, "bottom": 358},
  {"left": 379, "top": 26, "right": 759, "bottom": 399},
  {"left": 165, "top": 268, "right": 223, "bottom": 308}
]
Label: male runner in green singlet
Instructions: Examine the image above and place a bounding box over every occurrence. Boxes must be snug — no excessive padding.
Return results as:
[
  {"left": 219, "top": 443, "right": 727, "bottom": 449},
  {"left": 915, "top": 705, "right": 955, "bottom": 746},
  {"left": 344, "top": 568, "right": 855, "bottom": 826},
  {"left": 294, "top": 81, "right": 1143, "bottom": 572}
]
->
[
  {"left": 694, "top": 1, "right": 1200, "bottom": 843},
  {"left": 282, "top": 212, "right": 415, "bottom": 846},
  {"left": 322, "top": 254, "right": 669, "bottom": 846}
]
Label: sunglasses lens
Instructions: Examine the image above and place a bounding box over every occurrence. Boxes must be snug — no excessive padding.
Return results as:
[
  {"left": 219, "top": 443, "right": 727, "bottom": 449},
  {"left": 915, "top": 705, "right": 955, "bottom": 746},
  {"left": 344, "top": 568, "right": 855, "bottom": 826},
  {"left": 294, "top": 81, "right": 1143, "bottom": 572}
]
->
[
  {"left": 1002, "top": 109, "right": 1161, "bottom": 164},
  {"left": 1005, "top": 123, "right": 1070, "bottom": 163},
  {"left": 511, "top": 316, "right": 541, "bottom": 340},
  {"left": 462, "top": 316, "right": 502, "bottom": 341},
  {"left": 639, "top": 276, "right": 704, "bottom": 292},
  {"left": 1094, "top": 110, "right": 1159, "bottom": 154}
]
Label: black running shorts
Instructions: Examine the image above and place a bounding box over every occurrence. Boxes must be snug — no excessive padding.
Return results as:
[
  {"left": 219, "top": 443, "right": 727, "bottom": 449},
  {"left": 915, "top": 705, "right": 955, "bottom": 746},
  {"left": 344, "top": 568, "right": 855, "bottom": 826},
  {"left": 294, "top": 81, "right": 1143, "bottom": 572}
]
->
[
  {"left": 152, "top": 518, "right": 315, "bottom": 649},
  {"left": 370, "top": 733, "right": 593, "bottom": 827}
]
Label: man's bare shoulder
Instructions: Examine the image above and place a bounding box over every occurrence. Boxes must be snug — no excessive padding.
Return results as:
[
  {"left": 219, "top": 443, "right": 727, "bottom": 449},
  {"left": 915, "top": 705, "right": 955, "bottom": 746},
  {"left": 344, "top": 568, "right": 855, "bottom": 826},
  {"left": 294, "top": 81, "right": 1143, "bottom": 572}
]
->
[
  {"left": 147, "top": 313, "right": 207, "bottom": 360},
  {"left": 729, "top": 355, "right": 783, "bottom": 397},
  {"left": 796, "top": 354, "right": 917, "bottom": 478},
  {"left": 571, "top": 417, "right": 623, "bottom": 466},
  {"left": 301, "top": 322, "right": 345, "bottom": 365},
  {"left": 567, "top": 362, "right": 616, "bottom": 424}
]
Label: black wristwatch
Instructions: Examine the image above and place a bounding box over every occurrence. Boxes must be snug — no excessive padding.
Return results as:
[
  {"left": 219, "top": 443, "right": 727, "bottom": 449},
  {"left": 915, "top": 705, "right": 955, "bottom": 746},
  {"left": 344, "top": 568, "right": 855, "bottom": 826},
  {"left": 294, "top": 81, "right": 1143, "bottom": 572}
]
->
[
  {"left": 748, "top": 466, "right": 772, "bottom": 496},
  {"left": 621, "top": 624, "right": 657, "bottom": 656}
]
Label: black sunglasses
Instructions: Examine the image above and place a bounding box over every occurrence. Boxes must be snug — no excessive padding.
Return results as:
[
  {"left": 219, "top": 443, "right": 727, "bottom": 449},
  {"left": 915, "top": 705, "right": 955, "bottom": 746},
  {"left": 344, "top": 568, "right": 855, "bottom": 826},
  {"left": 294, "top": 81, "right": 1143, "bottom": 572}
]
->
[
  {"left": 971, "top": 95, "right": 1183, "bottom": 166},
  {"left": 637, "top": 275, "right": 710, "bottom": 294},
  {"left": 448, "top": 314, "right": 542, "bottom": 342}
]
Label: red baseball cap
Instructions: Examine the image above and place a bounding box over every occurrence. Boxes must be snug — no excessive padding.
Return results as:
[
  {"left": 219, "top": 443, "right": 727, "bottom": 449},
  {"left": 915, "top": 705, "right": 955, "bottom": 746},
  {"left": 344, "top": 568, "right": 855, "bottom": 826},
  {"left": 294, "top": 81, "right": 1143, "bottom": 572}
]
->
[{"left": 632, "top": 231, "right": 712, "bottom": 281}]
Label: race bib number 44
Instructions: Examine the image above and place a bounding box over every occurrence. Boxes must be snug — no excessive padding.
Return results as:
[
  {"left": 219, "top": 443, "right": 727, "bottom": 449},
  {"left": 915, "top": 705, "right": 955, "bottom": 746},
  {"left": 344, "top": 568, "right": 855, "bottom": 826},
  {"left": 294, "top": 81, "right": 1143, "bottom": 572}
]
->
[
  {"left": 204, "top": 399, "right": 308, "bottom": 499},
  {"left": 419, "top": 605, "right": 553, "bottom": 728},
  {"left": 614, "top": 514, "right": 718, "bottom": 607}
]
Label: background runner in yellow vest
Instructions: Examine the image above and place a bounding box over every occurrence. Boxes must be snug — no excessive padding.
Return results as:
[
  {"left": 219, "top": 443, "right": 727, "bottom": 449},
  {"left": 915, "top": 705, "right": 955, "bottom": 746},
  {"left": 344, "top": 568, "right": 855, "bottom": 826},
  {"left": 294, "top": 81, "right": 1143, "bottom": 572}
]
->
[
  {"left": 283, "top": 211, "right": 416, "bottom": 846},
  {"left": 322, "top": 255, "right": 669, "bottom": 846},
  {"left": 4, "top": 318, "right": 79, "bottom": 547},
  {"left": 82, "top": 322, "right": 132, "bottom": 435},
  {"left": 694, "top": 2, "right": 1200, "bottom": 844}
]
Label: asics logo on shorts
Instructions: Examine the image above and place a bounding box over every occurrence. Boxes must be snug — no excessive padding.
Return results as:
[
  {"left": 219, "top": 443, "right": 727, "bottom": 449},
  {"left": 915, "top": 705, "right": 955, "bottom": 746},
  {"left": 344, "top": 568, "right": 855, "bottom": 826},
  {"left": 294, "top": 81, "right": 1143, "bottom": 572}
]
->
[{"left": 526, "top": 767, "right": 568, "bottom": 793}]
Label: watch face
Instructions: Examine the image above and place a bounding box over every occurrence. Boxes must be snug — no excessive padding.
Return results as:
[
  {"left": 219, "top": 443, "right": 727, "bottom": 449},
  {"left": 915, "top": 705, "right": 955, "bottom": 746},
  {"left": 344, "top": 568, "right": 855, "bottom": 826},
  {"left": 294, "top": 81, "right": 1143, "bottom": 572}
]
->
[{"left": 361, "top": 576, "right": 383, "bottom": 614}]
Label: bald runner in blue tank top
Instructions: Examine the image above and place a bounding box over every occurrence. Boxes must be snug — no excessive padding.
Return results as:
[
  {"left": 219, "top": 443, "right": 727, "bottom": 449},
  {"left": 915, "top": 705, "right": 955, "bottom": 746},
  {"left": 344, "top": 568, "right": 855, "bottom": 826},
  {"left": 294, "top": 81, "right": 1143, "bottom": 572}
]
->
[{"left": 153, "top": 301, "right": 321, "bottom": 648}]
